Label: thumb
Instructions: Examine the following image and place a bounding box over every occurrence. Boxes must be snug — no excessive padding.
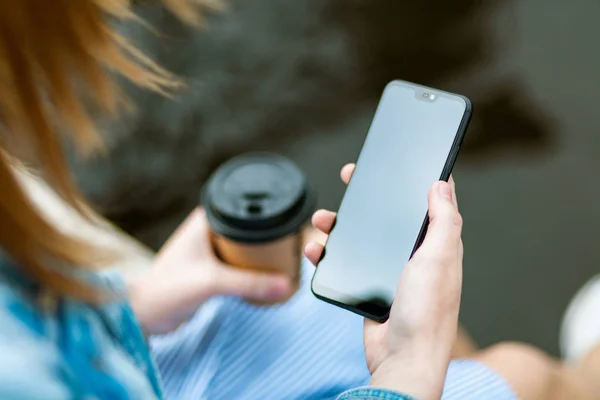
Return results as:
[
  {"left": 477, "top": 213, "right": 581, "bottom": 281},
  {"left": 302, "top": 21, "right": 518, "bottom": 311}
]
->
[
  {"left": 212, "top": 266, "right": 292, "bottom": 301},
  {"left": 418, "top": 181, "right": 463, "bottom": 256}
]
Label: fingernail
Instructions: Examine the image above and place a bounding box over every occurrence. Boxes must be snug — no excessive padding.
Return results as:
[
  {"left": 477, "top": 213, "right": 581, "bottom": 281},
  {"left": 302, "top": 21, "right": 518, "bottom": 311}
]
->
[
  {"left": 438, "top": 182, "right": 453, "bottom": 201},
  {"left": 304, "top": 241, "right": 318, "bottom": 254}
]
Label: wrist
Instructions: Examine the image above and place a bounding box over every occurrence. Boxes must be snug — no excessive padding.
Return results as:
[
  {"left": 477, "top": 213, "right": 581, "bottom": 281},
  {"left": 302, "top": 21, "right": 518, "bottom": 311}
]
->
[{"left": 370, "top": 347, "right": 451, "bottom": 400}]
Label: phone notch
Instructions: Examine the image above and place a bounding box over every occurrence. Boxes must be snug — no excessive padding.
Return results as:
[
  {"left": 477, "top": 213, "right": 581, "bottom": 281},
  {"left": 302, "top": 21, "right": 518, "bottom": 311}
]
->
[{"left": 416, "top": 89, "right": 439, "bottom": 102}]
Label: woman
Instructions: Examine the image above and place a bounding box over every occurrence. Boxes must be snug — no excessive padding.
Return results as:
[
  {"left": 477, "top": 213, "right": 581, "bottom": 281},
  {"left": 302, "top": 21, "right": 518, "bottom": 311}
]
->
[
  {"left": 0, "top": 1, "right": 462, "bottom": 399},
  {"left": 0, "top": 1, "right": 595, "bottom": 400}
]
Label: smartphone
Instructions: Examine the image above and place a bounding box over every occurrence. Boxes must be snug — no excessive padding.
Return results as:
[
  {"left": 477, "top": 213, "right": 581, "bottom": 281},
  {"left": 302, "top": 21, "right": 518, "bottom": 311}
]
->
[{"left": 311, "top": 80, "right": 472, "bottom": 322}]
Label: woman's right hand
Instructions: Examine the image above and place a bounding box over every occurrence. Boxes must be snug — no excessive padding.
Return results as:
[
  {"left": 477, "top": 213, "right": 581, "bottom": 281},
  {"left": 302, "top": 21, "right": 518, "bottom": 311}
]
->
[{"left": 305, "top": 164, "right": 464, "bottom": 400}]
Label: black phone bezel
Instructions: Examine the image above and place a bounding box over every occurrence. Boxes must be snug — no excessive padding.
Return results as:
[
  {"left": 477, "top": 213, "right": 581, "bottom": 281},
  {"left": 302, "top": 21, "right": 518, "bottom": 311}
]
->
[{"left": 310, "top": 80, "right": 473, "bottom": 323}]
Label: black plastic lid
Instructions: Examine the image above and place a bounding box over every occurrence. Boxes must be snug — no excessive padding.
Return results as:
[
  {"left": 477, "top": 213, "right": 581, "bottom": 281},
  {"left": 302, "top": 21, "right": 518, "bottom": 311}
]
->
[{"left": 202, "top": 153, "right": 315, "bottom": 243}]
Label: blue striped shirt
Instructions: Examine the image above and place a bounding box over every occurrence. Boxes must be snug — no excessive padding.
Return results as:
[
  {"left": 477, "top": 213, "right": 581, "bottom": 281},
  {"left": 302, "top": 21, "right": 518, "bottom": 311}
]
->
[{"left": 151, "top": 260, "right": 518, "bottom": 400}]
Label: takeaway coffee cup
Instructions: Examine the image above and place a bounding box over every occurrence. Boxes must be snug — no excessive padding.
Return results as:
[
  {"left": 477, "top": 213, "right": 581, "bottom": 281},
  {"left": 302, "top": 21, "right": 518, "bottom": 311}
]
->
[{"left": 202, "top": 153, "right": 315, "bottom": 304}]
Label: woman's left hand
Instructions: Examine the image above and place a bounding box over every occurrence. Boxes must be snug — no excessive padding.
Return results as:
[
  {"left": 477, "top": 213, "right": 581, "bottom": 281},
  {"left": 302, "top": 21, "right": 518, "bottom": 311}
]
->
[{"left": 127, "top": 208, "right": 292, "bottom": 335}]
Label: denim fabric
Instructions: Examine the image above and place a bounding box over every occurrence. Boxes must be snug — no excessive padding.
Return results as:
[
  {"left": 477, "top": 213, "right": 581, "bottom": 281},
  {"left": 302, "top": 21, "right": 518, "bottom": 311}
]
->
[{"left": 337, "top": 387, "right": 418, "bottom": 399}]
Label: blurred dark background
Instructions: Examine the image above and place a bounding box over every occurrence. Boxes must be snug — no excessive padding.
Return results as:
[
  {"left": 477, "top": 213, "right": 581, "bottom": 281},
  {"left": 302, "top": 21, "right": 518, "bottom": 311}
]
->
[{"left": 70, "top": 0, "right": 600, "bottom": 355}]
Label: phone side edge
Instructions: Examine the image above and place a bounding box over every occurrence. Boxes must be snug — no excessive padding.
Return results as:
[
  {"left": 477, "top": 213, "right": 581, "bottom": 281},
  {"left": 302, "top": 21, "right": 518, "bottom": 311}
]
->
[
  {"left": 440, "top": 96, "right": 472, "bottom": 182},
  {"left": 409, "top": 94, "right": 472, "bottom": 258}
]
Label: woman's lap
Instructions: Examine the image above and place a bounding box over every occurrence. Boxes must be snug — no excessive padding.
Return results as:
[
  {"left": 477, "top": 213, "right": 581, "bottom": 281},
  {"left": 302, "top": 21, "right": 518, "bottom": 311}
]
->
[
  {"left": 151, "top": 261, "right": 370, "bottom": 399},
  {"left": 151, "top": 260, "right": 517, "bottom": 399},
  {"left": 443, "top": 360, "right": 518, "bottom": 400}
]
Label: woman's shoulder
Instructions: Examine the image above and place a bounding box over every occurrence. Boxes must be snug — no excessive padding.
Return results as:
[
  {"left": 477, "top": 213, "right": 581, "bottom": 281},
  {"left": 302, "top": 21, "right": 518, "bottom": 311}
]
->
[
  {"left": 0, "top": 261, "right": 161, "bottom": 399},
  {"left": 0, "top": 317, "right": 71, "bottom": 399},
  {"left": 0, "top": 261, "right": 47, "bottom": 335},
  {"left": 0, "top": 260, "right": 139, "bottom": 349},
  {"left": 0, "top": 270, "right": 72, "bottom": 399}
]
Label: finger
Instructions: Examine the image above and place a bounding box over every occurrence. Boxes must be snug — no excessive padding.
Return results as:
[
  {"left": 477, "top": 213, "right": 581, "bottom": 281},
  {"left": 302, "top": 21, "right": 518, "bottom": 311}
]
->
[
  {"left": 458, "top": 239, "right": 464, "bottom": 279},
  {"left": 312, "top": 209, "right": 337, "bottom": 234},
  {"left": 341, "top": 163, "right": 355, "bottom": 185},
  {"left": 213, "top": 266, "right": 291, "bottom": 301},
  {"left": 304, "top": 241, "right": 325, "bottom": 266},
  {"left": 418, "top": 181, "right": 463, "bottom": 257},
  {"left": 449, "top": 175, "right": 458, "bottom": 210},
  {"left": 364, "top": 318, "right": 384, "bottom": 330}
]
